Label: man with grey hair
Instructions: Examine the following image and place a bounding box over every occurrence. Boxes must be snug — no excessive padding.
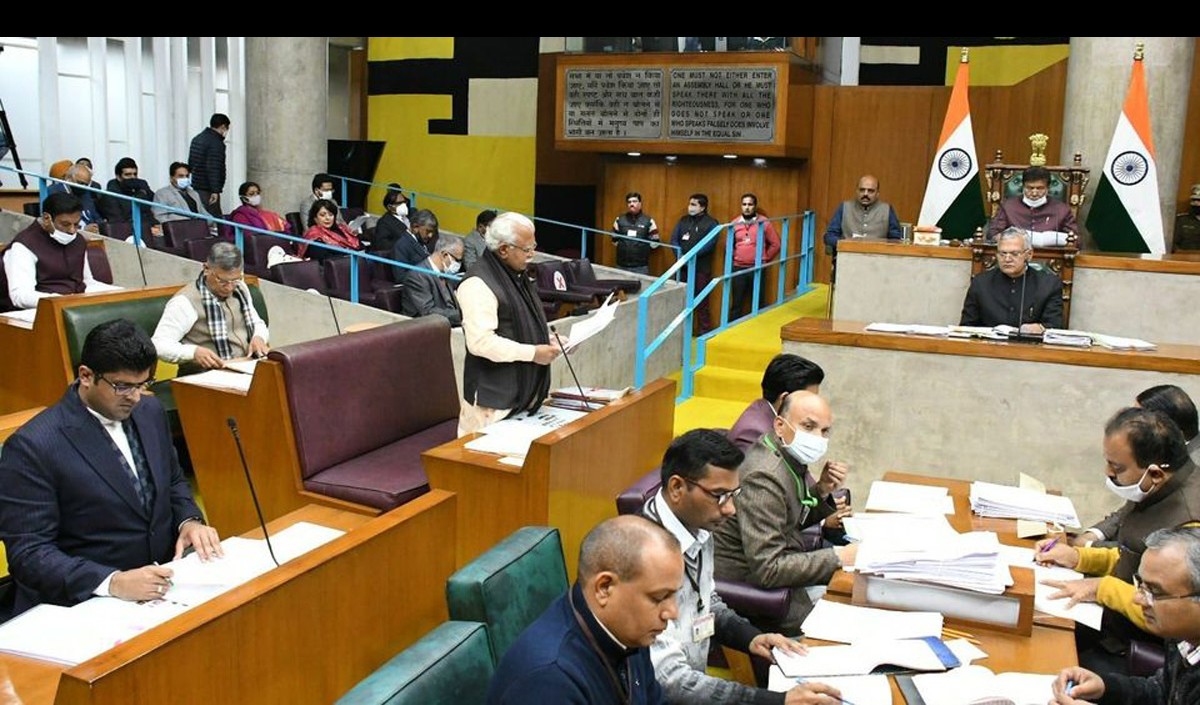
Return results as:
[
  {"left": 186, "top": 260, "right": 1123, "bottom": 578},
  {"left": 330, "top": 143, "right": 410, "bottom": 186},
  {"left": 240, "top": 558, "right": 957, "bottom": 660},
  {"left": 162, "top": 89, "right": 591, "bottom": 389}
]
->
[
  {"left": 488, "top": 515, "right": 682, "bottom": 704},
  {"left": 959, "top": 226, "right": 1063, "bottom": 331},
  {"left": 401, "top": 232, "right": 463, "bottom": 326},
  {"left": 47, "top": 162, "right": 103, "bottom": 231},
  {"left": 391, "top": 208, "right": 440, "bottom": 283},
  {"left": 152, "top": 242, "right": 268, "bottom": 373},
  {"left": 456, "top": 211, "right": 562, "bottom": 436},
  {"left": 1051, "top": 525, "right": 1200, "bottom": 704}
]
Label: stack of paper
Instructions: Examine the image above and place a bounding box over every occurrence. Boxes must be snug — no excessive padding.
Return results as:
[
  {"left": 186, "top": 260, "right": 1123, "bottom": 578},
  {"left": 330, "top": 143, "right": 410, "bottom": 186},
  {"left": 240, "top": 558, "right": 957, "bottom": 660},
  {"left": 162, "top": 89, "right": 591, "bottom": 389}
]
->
[
  {"left": 865, "top": 481, "right": 956, "bottom": 515},
  {"left": 970, "top": 481, "right": 1080, "bottom": 526},
  {"left": 1092, "top": 333, "right": 1156, "bottom": 351},
  {"left": 912, "top": 665, "right": 1055, "bottom": 705},
  {"left": 772, "top": 636, "right": 959, "bottom": 677},
  {"left": 173, "top": 369, "right": 253, "bottom": 393},
  {"left": 1042, "top": 329, "right": 1093, "bottom": 347},
  {"left": 463, "top": 406, "right": 588, "bottom": 458},
  {"left": 0, "top": 308, "right": 36, "bottom": 329},
  {"left": 842, "top": 513, "right": 959, "bottom": 547},
  {"left": 854, "top": 531, "right": 1013, "bottom": 594},
  {"left": 800, "top": 600, "right": 943, "bottom": 644}
]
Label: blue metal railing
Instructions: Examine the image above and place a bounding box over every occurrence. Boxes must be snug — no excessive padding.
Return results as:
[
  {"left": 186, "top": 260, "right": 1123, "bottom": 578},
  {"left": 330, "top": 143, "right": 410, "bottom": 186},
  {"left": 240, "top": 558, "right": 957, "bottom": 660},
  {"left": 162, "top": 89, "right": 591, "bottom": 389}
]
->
[
  {"left": 634, "top": 211, "right": 816, "bottom": 401},
  {"left": 3, "top": 165, "right": 460, "bottom": 304},
  {"left": 330, "top": 173, "right": 683, "bottom": 272}
]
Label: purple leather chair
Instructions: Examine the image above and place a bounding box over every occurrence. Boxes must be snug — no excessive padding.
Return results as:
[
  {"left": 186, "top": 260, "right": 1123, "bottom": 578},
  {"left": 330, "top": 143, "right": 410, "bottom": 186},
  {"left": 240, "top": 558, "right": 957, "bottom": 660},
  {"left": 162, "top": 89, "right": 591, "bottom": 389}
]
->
[
  {"left": 530, "top": 261, "right": 594, "bottom": 314},
  {"left": 161, "top": 219, "right": 211, "bottom": 256},
  {"left": 243, "top": 232, "right": 294, "bottom": 279},
  {"left": 267, "top": 317, "right": 460, "bottom": 512},
  {"left": 323, "top": 257, "right": 404, "bottom": 312},
  {"left": 274, "top": 260, "right": 327, "bottom": 294},
  {"left": 615, "top": 468, "right": 793, "bottom": 623},
  {"left": 85, "top": 246, "right": 114, "bottom": 285},
  {"left": 565, "top": 258, "right": 641, "bottom": 295}
]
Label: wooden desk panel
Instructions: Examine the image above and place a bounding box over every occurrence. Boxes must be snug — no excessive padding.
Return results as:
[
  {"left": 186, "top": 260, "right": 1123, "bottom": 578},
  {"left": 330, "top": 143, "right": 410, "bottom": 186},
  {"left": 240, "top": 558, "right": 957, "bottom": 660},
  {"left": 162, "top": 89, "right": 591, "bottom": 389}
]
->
[
  {"left": 424, "top": 378, "right": 676, "bottom": 575},
  {"left": 0, "top": 494, "right": 456, "bottom": 705}
]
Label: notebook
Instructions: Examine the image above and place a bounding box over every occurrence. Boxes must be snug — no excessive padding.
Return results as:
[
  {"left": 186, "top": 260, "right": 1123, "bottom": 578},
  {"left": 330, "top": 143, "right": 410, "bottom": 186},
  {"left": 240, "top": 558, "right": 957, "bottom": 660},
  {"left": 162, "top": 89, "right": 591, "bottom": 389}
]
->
[{"left": 773, "top": 636, "right": 960, "bottom": 678}]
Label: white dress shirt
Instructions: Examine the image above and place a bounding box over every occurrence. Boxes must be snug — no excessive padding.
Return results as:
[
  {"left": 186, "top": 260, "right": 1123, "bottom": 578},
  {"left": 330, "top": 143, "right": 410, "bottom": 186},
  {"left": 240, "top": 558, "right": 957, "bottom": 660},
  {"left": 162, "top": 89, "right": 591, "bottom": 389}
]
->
[
  {"left": 151, "top": 289, "right": 270, "bottom": 363},
  {"left": 3, "top": 241, "right": 121, "bottom": 310}
]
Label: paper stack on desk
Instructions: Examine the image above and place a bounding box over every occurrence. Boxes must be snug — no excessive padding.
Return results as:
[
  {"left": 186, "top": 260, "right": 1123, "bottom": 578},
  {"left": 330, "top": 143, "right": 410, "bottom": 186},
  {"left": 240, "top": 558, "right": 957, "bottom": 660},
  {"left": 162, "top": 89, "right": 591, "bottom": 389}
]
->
[
  {"left": 854, "top": 530, "right": 1013, "bottom": 594},
  {"left": 772, "top": 636, "right": 960, "bottom": 677},
  {"left": 969, "top": 481, "right": 1080, "bottom": 527},
  {"left": 800, "top": 600, "right": 943, "bottom": 644},
  {"left": 865, "top": 480, "right": 956, "bottom": 515}
]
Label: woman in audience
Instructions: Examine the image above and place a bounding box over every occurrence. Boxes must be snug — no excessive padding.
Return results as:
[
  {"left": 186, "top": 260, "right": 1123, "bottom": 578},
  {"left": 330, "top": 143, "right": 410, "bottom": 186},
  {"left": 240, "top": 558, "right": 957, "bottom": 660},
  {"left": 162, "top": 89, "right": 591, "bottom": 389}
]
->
[
  {"left": 299, "top": 198, "right": 361, "bottom": 261},
  {"left": 227, "top": 181, "right": 292, "bottom": 239}
]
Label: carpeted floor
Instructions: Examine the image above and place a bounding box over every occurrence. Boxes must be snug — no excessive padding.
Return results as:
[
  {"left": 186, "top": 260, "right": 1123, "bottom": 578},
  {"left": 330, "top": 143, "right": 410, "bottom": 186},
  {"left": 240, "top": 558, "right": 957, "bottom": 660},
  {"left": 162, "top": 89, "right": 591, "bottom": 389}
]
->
[{"left": 673, "top": 284, "right": 830, "bottom": 435}]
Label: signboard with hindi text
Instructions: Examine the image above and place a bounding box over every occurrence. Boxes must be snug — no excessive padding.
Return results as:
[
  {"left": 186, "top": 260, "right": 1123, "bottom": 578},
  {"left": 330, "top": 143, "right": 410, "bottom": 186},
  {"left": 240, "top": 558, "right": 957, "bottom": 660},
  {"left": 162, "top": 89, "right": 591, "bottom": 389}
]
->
[{"left": 563, "top": 68, "right": 664, "bottom": 140}]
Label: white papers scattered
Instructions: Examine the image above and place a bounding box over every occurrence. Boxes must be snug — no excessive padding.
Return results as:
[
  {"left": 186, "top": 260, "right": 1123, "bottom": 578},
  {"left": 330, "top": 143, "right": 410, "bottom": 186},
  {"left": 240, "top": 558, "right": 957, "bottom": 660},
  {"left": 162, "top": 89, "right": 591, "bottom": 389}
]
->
[
  {"left": 773, "top": 638, "right": 952, "bottom": 677},
  {"left": 912, "top": 665, "right": 1055, "bottom": 705},
  {"left": 945, "top": 638, "right": 988, "bottom": 665},
  {"left": 464, "top": 405, "right": 588, "bottom": 458},
  {"left": 800, "top": 600, "right": 943, "bottom": 644},
  {"left": 1000, "top": 546, "right": 1104, "bottom": 630},
  {"left": 1092, "top": 333, "right": 1156, "bottom": 351},
  {"left": 854, "top": 531, "right": 1013, "bottom": 594},
  {"left": 0, "top": 308, "right": 36, "bottom": 328},
  {"left": 1042, "top": 329, "right": 1092, "bottom": 348},
  {"left": 766, "top": 670, "right": 892, "bottom": 702},
  {"left": 950, "top": 325, "right": 1008, "bottom": 340},
  {"left": 0, "top": 522, "right": 344, "bottom": 665},
  {"left": 173, "top": 369, "right": 253, "bottom": 393},
  {"left": 843, "top": 513, "right": 959, "bottom": 548},
  {"left": 561, "top": 293, "right": 618, "bottom": 353},
  {"left": 970, "top": 481, "right": 1080, "bottom": 527},
  {"left": 865, "top": 481, "right": 955, "bottom": 515}
]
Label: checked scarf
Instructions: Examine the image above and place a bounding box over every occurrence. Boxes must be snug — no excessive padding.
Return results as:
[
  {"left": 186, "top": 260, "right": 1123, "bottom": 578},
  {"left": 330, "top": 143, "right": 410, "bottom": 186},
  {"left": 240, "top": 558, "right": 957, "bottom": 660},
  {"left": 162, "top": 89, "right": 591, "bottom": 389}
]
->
[{"left": 197, "top": 271, "right": 257, "bottom": 360}]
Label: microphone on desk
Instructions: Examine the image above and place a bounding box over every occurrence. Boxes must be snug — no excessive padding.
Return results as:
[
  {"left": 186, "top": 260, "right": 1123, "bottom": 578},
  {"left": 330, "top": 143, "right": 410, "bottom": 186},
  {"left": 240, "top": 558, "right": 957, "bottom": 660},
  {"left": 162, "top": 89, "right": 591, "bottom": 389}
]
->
[
  {"left": 226, "top": 417, "right": 280, "bottom": 567},
  {"left": 549, "top": 324, "right": 597, "bottom": 412}
]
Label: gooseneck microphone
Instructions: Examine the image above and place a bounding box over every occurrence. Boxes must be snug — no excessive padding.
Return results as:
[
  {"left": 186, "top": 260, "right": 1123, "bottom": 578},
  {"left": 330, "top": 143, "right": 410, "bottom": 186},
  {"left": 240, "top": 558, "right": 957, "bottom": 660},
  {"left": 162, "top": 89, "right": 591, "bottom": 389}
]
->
[
  {"left": 549, "top": 324, "right": 597, "bottom": 412},
  {"left": 226, "top": 417, "right": 280, "bottom": 567}
]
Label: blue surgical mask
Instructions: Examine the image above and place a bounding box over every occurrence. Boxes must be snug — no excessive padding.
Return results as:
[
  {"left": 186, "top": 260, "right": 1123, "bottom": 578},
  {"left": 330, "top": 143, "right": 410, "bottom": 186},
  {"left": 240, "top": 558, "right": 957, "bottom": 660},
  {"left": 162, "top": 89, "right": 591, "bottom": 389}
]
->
[{"left": 175, "top": 176, "right": 191, "bottom": 190}]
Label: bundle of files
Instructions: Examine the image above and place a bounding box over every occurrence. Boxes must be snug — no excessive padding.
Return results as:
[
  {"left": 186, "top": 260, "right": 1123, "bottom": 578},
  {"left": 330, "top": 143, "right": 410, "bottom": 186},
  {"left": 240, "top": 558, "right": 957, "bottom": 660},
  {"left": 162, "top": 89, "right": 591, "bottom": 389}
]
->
[
  {"left": 969, "top": 481, "right": 1081, "bottom": 527},
  {"left": 853, "top": 530, "right": 1013, "bottom": 594}
]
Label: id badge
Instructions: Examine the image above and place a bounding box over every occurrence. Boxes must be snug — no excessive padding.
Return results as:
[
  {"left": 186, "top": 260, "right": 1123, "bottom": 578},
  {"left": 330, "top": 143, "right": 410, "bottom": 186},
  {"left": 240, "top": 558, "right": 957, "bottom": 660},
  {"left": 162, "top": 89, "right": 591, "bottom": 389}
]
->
[
  {"left": 692, "top": 612, "right": 715, "bottom": 642},
  {"left": 682, "top": 233, "right": 690, "bottom": 241}
]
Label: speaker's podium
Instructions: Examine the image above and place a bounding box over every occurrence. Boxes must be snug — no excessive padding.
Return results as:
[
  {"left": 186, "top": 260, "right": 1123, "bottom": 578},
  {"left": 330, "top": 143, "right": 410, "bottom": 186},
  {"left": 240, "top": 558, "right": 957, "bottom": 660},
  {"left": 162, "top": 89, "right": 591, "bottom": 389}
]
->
[
  {"left": 0, "top": 494, "right": 457, "bottom": 705},
  {"left": 423, "top": 378, "right": 676, "bottom": 575}
]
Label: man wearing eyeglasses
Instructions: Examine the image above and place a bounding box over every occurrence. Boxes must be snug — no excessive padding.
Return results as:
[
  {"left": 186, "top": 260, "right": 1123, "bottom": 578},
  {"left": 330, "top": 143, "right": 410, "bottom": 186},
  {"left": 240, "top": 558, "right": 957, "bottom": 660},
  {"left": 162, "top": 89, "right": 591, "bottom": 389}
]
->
[
  {"left": 713, "top": 391, "right": 857, "bottom": 634},
  {"left": 643, "top": 429, "right": 843, "bottom": 704},
  {"left": 152, "top": 242, "right": 268, "bottom": 374},
  {"left": 959, "top": 227, "right": 1064, "bottom": 333},
  {"left": 1051, "top": 526, "right": 1200, "bottom": 704},
  {"left": 0, "top": 319, "right": 222, "bottom": 617}
]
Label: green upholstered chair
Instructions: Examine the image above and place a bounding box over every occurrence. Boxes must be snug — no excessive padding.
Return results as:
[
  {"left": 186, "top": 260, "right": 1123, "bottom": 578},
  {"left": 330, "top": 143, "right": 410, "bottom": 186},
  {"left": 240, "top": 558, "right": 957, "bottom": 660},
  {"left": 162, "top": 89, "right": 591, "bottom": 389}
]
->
[
  {"left": 335, "top": 621, "right": 494, "bottom": 705},
  {"left": 445, "top": 527, "right": 569, "bottom": 663}
]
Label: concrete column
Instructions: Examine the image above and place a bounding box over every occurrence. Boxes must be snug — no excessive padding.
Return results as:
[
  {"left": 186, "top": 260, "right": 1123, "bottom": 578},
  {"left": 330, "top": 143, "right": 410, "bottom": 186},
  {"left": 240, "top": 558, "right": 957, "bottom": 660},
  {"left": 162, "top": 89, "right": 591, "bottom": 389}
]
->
[
  {"left": 245, "top": 37, "right": 328, "bottom": 220},
  {"left": 1062, "top": 37, "right": 1195, "bottom": 249}
]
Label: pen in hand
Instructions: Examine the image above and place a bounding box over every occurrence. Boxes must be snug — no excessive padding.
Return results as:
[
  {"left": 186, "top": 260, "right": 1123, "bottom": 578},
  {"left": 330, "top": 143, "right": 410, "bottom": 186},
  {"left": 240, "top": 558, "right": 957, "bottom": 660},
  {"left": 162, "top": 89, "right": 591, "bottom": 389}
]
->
[{"left": 1039, "top": 537, "right": 1059, "bottom": 554}]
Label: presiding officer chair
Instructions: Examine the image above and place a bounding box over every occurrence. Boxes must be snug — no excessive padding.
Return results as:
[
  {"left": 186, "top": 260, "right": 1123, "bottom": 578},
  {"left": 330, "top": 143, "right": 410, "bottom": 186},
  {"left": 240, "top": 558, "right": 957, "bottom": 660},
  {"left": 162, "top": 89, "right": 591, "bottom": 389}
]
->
[{"left": 445, "top": 527, "right": 569, "bottom": 663}]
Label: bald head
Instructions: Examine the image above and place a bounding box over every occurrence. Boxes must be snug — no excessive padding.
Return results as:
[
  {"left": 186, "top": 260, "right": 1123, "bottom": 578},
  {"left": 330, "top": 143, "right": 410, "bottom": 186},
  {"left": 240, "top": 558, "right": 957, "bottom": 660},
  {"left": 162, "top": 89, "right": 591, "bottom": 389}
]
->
[
  {"left": 578, "top": 515, "right": 679, "bottom": 583},
  {"left": 775, "top": 390, "right": 833, "bottom": 445},
  {"left": 857, "top": 175, "right": 880, "bottom": 206}
]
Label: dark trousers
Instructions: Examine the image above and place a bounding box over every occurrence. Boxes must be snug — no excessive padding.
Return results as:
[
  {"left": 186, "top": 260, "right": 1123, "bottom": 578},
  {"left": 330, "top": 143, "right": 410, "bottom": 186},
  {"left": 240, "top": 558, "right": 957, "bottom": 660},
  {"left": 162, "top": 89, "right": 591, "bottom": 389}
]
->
[
  {"left": 196, "top": 190, "right": 222, "bottom": 218},
  {"left": 729, "top": 266, "right": 764, "bottom": 320},
  {"left": 684, "top": 269, "right": 713, "bottom": 333}
]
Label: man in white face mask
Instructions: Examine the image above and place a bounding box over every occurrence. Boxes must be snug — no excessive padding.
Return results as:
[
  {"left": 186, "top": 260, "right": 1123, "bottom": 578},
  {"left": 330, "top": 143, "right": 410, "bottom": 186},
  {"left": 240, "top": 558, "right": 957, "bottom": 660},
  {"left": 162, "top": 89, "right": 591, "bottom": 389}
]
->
[
  {"left": 3, "top": 192, "right": 120, "bottom": 310},
  {"left": 1036, "top": 407, "right": 1200, "bottom": 675},
  {"left": 712, "top": 390, "right": 858, "bottom": 634},
  {"left": 986, "top": 165, "right": 1078, "bottom": 240},
  {"left": 400, "top": 233, "right": 463, "bottom": 326}
]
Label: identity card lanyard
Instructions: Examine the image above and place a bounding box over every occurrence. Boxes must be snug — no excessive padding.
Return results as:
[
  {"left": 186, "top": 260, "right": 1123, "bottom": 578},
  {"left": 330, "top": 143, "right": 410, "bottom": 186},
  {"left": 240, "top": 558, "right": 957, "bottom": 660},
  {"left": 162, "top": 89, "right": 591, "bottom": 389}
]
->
[
  {"left": 761, "top": 435, "right": 819, "bottom": 507},
  {"left": 570, "top": 594, "right": 632, "bottom": 705}
]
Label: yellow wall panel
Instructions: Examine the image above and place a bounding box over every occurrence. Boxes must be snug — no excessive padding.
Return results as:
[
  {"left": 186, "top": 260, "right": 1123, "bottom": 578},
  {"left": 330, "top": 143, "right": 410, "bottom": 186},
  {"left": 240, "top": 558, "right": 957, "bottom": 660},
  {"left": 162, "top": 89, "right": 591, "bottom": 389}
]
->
[{"left": 368, "top": 37, "right": 455, "bottom": 61}]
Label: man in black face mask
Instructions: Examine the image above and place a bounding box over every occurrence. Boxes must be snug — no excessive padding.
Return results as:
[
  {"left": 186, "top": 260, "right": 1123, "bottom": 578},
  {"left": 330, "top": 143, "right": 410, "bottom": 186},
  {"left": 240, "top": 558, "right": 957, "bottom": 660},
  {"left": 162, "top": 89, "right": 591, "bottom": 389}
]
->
[
  {"left": 1172, "top": 184, "right": 1200, "bottom": 252},
  {"left": 99, "top": 157, "right": 161, "bottom": 237}
]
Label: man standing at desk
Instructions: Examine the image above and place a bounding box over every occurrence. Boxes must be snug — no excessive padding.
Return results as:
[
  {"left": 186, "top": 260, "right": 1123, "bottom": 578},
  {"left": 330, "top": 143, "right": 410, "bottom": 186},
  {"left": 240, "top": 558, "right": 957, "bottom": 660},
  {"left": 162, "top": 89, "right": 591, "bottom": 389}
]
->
[
  {"left": 457, "top": 212, "right": 561, "bottom": 436},
  {"left": 822, "top": 174, "right": 902, "bottom": 251},
  {"left": 713, "top": 391, "right": 857, "bottom": 634},
  {"left": 959, "top": 227, "right": 1063, "bottom": 332},
  {"left": 152, "top": 242, "right": 269, "bottom": 374},
  {"left": 0, "top": 319, "right": 221, "bottom": 617},
  {"left": 986, "top": 165, "right": 1078, "bottom": 240},
  {"left": 1051, "top": 526, "right": 1200, "bottom": 704}
]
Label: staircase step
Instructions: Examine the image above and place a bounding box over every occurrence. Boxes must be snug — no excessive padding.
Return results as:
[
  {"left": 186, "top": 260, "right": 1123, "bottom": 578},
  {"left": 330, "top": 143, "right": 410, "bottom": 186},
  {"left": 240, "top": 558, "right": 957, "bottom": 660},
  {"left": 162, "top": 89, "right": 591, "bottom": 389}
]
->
[
  {"left": 673, "top": 397, "right": 749, "bottom": 435},
  {"left": 693, "top": 366, "right": 761, "bottom": 403}
]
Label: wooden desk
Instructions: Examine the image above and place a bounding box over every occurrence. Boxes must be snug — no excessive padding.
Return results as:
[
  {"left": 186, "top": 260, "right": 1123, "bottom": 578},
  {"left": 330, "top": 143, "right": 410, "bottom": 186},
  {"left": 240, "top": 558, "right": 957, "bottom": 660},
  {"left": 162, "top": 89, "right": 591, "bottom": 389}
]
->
[
  {"left": 779, "top": 317, "right": 1200, "bottom": 525},
  {"left": 0, "top": 492, "right": 457, "bottom": 705},
  {"left": 423, "top": 378, "right": 676, "bottom": 575},
  {"left": 823, "top": 471, "right": 1077, "bottom": 702},
  {"left": 0, "top": 408, "right": 42, "bottom": 445},
  {"left": 172, "top": 360, "right": 376, "bottom": 536},
  {"left": 831, "top": 239, "right": 1200, "bottom": 345}
]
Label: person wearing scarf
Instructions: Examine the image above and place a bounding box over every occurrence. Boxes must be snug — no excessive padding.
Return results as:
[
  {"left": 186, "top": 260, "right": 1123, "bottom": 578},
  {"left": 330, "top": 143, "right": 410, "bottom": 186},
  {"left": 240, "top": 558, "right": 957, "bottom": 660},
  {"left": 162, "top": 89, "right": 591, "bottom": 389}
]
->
[
  {"left": 151, "top": 242, "right": 269, "bottom": 375},
  {"left": 299, "top": 198, "right": 361, "bottom": 262},
  {"left": 457, "top": 212, "right": 563, "bottom": 436},
  {"left": 224, "top": 181, "right": 293, "bottom": 242}
]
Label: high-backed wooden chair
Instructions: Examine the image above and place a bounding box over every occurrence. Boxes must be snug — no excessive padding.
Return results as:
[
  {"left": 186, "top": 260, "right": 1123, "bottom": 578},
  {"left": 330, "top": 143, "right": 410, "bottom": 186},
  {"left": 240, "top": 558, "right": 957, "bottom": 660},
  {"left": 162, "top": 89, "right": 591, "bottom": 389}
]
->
[{"left": 967, "top": 235, "right": 1077, "bottom": 327}]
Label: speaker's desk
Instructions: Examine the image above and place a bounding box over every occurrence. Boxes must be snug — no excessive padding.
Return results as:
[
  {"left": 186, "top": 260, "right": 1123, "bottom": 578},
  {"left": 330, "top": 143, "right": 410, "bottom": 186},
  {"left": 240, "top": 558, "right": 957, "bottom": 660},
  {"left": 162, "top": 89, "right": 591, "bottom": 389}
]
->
[
  {"left": 0, "top": 493, "right": 457, "bottom": 705},
  {"left": 423, "top": 377, "right": 676, "bottom": 575}
]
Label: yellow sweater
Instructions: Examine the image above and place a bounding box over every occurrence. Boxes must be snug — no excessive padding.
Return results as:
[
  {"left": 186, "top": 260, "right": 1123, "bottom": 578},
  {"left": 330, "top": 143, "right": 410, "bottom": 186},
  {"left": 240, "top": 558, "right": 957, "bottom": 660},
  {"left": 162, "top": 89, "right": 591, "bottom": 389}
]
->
[{"left": 1074, "top": 546, "right": 1146, "bottom": 630}]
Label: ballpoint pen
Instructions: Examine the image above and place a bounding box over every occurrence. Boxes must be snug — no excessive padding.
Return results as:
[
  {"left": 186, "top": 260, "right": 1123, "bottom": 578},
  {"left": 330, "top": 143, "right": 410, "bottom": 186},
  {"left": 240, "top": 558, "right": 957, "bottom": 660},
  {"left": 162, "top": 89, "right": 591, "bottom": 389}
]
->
[{"left": 1039, "top": 537, "right": 1059, "bottom": 554}]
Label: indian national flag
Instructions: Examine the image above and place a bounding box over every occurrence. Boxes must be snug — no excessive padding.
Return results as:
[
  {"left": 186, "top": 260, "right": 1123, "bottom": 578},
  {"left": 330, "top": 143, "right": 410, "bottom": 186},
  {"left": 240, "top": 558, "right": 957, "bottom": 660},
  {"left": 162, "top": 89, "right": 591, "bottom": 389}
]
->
[
  {"left": 1086, "top": 49, "right": 1165, "bottom": 254},
  {"left": 917, "top": 50, "right": 986, "bottom": 238}
]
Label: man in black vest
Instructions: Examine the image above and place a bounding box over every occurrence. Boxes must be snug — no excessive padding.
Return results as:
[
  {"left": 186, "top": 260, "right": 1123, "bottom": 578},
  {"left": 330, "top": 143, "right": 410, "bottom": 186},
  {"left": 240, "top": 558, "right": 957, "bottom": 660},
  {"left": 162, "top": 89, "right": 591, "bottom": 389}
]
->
[
  {"left": 612, "top": 192, "right": 659, "bottom": 275},
  {"left": 3, "top": 192, "right": 120, "bottom": 310},
  {"left": 457, "top": 212, "right": 562, "bottom": 435}
]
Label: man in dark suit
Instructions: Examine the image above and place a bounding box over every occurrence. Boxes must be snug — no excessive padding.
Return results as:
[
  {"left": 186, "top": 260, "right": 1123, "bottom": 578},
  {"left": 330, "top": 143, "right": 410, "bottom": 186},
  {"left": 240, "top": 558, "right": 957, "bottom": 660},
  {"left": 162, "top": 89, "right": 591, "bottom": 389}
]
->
[
  {"left": 391, "top": 208, "right": 439, "bottom": 284},
  {"left": 401, "top": 233, "right": 463, "bottom": 326},
  {"left": 0, "top": 319, "right": 222, "bottom": 617}
]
